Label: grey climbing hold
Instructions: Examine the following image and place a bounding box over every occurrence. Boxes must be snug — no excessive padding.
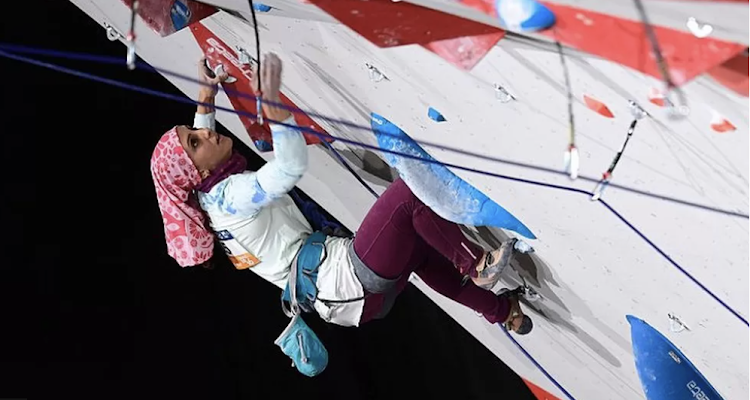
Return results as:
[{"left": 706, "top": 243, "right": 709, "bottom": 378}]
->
[{"left": 428, "top": 107, "right": 446, "bottom": 122}]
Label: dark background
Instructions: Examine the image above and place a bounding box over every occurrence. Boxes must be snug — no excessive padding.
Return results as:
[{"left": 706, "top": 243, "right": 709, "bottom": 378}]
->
[{"left": 0, "top": 2, "right": 536, "bottom": 399}]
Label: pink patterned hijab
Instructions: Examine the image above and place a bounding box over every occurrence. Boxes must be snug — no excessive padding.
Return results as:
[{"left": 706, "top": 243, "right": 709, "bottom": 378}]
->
[{"left": 150, "top": 128, "right": 214, "bottom": 267}]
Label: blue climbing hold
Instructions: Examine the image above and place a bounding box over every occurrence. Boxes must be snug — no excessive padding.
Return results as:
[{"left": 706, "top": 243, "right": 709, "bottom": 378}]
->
[
  {"left": 627, "top": 315, "right": 725, "bottom": 400},
  {"left": 495, "top": 0, "right": 555, "bottom": 33},
  {"left": 253, "top": 3, "right": 272, "bottom": 12},
  {"left": 428, "top": 107, "right": 446, "bottom": 123},
  {"left": 254, "top": 139, "right": 273, "bottom": 152},
  {"left": 370, "top": 113, "right": 535, "bottom": 239}
]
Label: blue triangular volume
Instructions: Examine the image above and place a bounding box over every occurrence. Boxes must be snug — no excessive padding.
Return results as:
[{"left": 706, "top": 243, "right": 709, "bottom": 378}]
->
[
  {"left": 370, "top": 113, "right": 536, "bottom": 239},
  {"left": 495, "top": 0, "right": 555, "bottom": 33},
  {"left": 626, "top": 315, "right": 724, "bottom": 400}
]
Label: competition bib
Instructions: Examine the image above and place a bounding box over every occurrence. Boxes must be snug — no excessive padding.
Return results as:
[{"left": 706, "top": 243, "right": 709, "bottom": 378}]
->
[{"left": 216, "top": 229, "right": 261, "bottom": 270}]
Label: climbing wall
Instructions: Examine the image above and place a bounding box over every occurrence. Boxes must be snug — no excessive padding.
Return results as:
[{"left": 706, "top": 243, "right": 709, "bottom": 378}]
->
[{"left": 65, "top": 0, "right": 749, "bottom": 399}]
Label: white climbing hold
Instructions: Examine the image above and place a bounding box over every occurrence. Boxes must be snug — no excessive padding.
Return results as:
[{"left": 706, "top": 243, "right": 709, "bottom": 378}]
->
[
  {"left": 494, "top": 84, "right": 515, "bottom": 102},
  {"left": 628, "top": 100, "right": 648, "bottom": 120},
  {"left": 522, "top": 286, "right": 541, "bottom": 303},
  {"left": 513, "top": 239, "right": 534, "bottom": 254},
  {"left": 366, "top": 63, "right": 388, "bottom": 82},
  {"left": 686, "top": 17, "right": 713, "bottom": 38},
  {"left": 213, "top": 64, "right": 237, "bottom": 83},
  {"left": 236, "top": 45, "right": 255, "bottom": 65},
  {"left": 668, "top": 313, "right": 690, "bottom": 333},
  {"left": 104, "top": 22, "right": 122, "bottom": 41}
]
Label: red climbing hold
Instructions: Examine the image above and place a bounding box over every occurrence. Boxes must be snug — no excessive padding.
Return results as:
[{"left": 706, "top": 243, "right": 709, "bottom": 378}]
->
[
  {"left": 523, "top": 379, "right": 563, "bottom": 400},
  {"left": 648, "top": 87, "right": 667, "bottom": 107},
  {"left": 583, "top": 95, "right": 614, "bottom": 118},
  {"left": 711, "top": 111, "right": 737, "bottom": 133}
]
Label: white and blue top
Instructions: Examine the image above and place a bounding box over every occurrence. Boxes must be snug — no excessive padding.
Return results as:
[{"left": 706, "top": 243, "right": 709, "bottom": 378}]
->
[{"left": 193, "top": 112, "right": 365, "bottom": 326}]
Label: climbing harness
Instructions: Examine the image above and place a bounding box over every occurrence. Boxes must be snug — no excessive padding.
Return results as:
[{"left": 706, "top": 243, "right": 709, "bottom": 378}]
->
[
  {"left": 633, "top": 0, "right": 689, "bottom": 118},
  {"left": 556, "top": 41, "right": 578, "bottom": 180},
  {"left": 125, "top": 1, "right": 139, "bottom": 70},
  {"left": 591, "top": 101, "right": 647, "bottom": 201}
]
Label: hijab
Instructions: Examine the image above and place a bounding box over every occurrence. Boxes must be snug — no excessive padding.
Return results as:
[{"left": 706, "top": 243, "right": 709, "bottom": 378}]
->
[{"left": 150, "top": 127, "right": 247, "bottom": 267}]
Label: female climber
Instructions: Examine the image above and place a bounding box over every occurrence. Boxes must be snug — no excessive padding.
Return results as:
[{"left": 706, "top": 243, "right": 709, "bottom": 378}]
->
[{"left": 150, "top": 53, "right": 527, "bottom": 332}]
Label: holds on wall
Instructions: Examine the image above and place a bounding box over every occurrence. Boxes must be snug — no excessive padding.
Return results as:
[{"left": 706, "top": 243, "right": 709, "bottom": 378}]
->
[
  {"left": 428, "top": 107, "right": 447, "bottom": 122},
  {"left": 584, "top": 95, "right": 614, "bottom": 118},
  {"left": 710, "top": 110, "right": 737, "bottom": 133}
]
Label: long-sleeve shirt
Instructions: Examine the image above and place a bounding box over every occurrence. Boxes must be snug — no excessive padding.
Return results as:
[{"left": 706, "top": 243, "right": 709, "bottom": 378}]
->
[{"left": 193, "top": 112, "right": 365, "bottom": 326}]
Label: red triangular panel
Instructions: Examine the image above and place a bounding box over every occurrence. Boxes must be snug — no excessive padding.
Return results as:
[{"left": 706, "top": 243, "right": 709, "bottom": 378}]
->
[
  {"left": 523, "top": 379, "right": 563, "bottom": 400},
  {"left": 309, "top": 0, "right": 504, "bottom": 47},
  {"left": 707, "top": 53, "right": 749, "bottom": 97},
  {"left": 538, "top": 2, "right": 746, "bottom": 84},
  {"left": 422, "top": 32, "right": 506, "bottom": 70}
]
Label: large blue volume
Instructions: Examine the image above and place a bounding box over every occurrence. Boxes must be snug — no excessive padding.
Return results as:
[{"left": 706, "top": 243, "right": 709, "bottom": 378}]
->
[
  {"left": 370, "top": 113, "right": 535, "bottom": 239},
  {"left": 627, "top": 315, "right": 724, "bottom": 400}
]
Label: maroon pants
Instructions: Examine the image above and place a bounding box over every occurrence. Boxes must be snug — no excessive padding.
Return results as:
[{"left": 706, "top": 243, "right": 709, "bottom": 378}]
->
[{"left": 355, "top": 179, "right": 510, "bottom": 324}]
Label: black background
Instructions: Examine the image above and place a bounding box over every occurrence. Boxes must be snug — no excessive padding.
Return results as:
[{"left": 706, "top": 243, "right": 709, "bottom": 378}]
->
[{"left": 0, "top": 2, "right": 537, "bottom": 399}]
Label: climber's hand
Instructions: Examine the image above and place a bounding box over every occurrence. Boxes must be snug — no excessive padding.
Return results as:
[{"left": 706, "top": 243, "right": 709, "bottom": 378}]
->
[
  {"left": 198, "top": 56, "right": 229, "bottom": 98},
  {"left": 252, "top": 53, "right": 292, "bottom": 122}
]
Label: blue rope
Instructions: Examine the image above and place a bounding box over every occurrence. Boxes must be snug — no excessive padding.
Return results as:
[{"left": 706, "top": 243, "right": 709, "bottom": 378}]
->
[
  {"left": 502, "top": 327, "right": 577, "bottom": 400},
  {"left": 1, "top": 42, "right": 745, "bottom": 219},
  {"left": 1, "top": 47, "right": 746, "bottom": 328}
]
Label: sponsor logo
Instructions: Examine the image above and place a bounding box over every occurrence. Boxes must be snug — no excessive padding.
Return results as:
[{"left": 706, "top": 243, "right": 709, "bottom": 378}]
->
[
  {"left": 215, "top": 229, "right": 234, "bottom": 240},
  {"left": 687, "top": 380, "right": 711, "bottom": 400}
]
